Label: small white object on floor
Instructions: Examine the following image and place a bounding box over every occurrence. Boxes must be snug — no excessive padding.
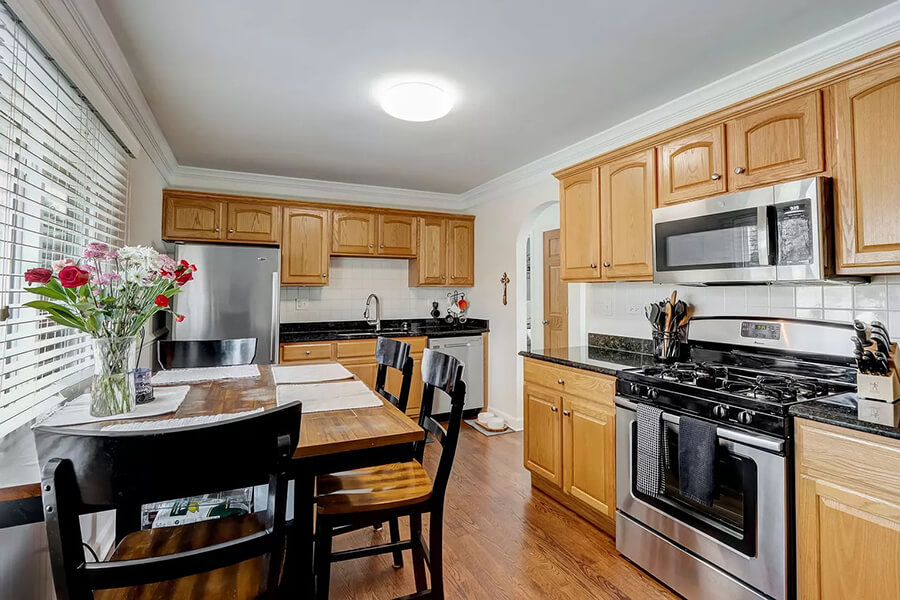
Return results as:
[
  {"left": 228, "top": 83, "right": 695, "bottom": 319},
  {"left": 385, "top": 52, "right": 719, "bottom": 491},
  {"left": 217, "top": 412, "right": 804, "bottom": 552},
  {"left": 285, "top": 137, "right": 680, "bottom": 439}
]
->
[
  {"left": 151, "top": 364, "right": 260, "bottom": 386},
  {"left": 486, "top": 416, "right": 505, "bottom": 430},
  {"left": 276, "top": 380, "right": 383, "bottom": 413},
  {"left": 477, "top": 411, "right": 494, "bottom": 426},
  {"left": 465, "top": 419, "right": 514, "bottom": 436},
  {"left": 36, "top": 386, "right": 191, "bottom": 428},
  {"left": 272, "top": 363, "right": 353, "bottom": 385},
  {"left": 101, "top": 408, "right": 265, "bottom": 432}
]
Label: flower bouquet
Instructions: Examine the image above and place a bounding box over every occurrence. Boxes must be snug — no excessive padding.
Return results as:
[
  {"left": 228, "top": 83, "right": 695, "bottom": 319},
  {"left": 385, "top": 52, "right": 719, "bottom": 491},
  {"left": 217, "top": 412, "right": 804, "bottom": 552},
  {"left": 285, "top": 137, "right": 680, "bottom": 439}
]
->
[{"left": 24, "top": 243, "right": 196, "bottom": 417}]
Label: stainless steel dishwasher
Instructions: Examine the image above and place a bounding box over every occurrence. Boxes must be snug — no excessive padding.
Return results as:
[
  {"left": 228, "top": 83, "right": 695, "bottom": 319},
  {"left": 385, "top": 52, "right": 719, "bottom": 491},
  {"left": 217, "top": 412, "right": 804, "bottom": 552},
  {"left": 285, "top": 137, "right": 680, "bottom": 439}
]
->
[{"left": 427, "top": 335, "right": 484, "bottom": 414}]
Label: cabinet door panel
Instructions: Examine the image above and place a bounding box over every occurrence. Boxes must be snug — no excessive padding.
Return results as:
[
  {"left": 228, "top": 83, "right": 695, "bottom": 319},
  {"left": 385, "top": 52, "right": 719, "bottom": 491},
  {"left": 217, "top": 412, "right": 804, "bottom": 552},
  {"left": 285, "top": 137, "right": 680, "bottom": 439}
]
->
[
  {"left": 559, "top": 169, "right": 601, "bottom": 281},
  {"left": 524, "top": 384, "right": 562, "bottom": 487},
  {"left": 281, "top": 208, "right": 330, "bottom": 285},
  {"left": 410, "top": 217, "right": 447, "bottom": 285},
  {"left": 727, "top": 91, "right": 824, "bottom": 189},
  {"left": 833, "top": 63, "right": 900, "bottom": 272},
  {"left": 447, "top": 219, "right": 475, "bottom": 286},
  {"left": 339, "top": 360, "right": 378, "bottom": 389},
  {"left": 332, "top": 210, "right": 376, "bottom": 255},
  {"left": 658, "top": 125, "right": 726, "bottom": 206},
  {"left": 163, "top": 196, "right": 224, "bottom": 241},
  {"left": 377, "top": 214, "right": 417, "bottom": 257},
  {"left": 599, "top": 149, "right": 655, "bottom": 280},
  {"left": 226, "top": 202, "right": 280, "bottom": 243},
  {"left": 563, "top": 396, "right": 616, "bottom": 517}
]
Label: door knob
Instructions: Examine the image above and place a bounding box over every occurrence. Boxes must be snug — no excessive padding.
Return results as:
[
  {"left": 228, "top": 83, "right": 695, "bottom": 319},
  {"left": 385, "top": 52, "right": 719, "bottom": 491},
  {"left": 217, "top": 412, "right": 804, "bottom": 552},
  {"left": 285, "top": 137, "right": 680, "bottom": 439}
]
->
[
  {"left": 711, "top": 173, "right": 721, "bottom": 180},
  {"left": 542, "top": 320, "right": 549, "bottom": 325},
  {"left": 734, "top": 167, "right": 745, "bottom": 174}
]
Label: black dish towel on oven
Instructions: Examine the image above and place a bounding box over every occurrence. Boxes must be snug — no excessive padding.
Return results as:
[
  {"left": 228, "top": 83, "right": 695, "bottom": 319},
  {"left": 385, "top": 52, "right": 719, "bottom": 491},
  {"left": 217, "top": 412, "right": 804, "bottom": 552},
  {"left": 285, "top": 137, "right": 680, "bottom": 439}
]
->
[
  {"left": 678, "top": 415, "right": 717, "bottom": 506},
  {"left": 636, "top": 403, "right": 668, "bottom": 495}
]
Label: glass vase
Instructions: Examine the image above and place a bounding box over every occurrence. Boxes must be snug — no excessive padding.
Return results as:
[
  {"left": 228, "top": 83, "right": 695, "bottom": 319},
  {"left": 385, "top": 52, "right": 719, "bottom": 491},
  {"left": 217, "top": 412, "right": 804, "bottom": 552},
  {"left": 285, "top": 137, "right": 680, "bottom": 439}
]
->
[{"left": 90, "top": 336, "right": 138, "bottom": 418}]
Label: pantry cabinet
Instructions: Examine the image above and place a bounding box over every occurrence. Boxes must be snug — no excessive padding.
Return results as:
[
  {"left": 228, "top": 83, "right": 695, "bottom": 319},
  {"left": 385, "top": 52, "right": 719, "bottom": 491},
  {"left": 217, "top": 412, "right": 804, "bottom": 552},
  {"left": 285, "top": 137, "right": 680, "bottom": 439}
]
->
[
  {"left": 794, "top": 419, "right": 900, "bottom": 599},
  {"left": 726, "top": 91, "right": 824, "bottom": 189},
  {"left": 559, "top": 168, "right": 601, "bottom": 281},
  {"left": 281, "top": 207, "right": 330, "bottom": 285},
  {"left": 657, "top": 125, "right": 726, "bottom": 206},
  {"left": 409, "top": 216, "right": 475, "bottom": 287},
  {"left": 832, "top": 62, "right": 900, "bottom": 273},
  {"left": 523, "top": 357, "right": 616, "bottom": 533},
  {"left": 599, "top": 149, "right": 655, "bottom": 280}
]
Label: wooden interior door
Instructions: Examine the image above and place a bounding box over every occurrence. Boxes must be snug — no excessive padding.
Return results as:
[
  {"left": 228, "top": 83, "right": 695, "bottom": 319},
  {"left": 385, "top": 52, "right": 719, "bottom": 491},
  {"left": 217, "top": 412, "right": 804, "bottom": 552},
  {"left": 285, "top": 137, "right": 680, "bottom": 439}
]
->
[
  {"left": 281, "top": 207, "right": 330, "bottom": 285},
  {"left": 377, "top": 214, "right": 417, "bottom": 257},
  {"left": 599, "top": 148, "right": 655, "bottom": 280},
  {"left": 523, "top": 384, "right": 562, "bottom": 487},
  {"left": 226, "top": 202, "right": 280, "bottom": 243},
  {"left": 562, "top": 394, "right": 616, "bottom": 518},
  {"left": 163, "top": 195, "right": 224, "bottom": 241},
  {"left": 446, "top": 219, "right": 475, "bottom": 286},
  {"left": 332, "top": 210, "right": 376, "bottom": 255},
  {"left": 657, "top": 124, "right": 726, "bottom": 206},
  {"left": 832, "top": 63, "right": 900, "bottom": 273},
  {"left": 542, "top": 229, "right": 568, "bottom": 349},
  {"left": 411, "top": 216, "right": 447, "bottom": 285},
  {"left": 559, "top": 169, "right": 601, "bottom": 281},
  {"left": 727, "top": 91, "right": 824, "bottom": 189}
]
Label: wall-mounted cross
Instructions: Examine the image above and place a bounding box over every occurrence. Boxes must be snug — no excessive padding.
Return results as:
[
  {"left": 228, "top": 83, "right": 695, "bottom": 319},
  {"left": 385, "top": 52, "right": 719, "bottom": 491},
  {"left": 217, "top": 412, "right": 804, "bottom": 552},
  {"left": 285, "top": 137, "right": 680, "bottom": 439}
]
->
[{"left": 500, "top": 272, "right": 511, "bottom": 306}]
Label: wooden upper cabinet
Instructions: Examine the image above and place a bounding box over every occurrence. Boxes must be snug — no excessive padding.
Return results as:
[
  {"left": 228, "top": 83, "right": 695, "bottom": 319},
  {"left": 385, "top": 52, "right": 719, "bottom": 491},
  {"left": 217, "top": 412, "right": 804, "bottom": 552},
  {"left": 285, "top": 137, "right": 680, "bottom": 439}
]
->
[
  {"left": 657, "top": 125, "right": 726, "bottom": 206},
  {"left": 163, "top": 195, "right": 225, "bottom": 241},
  {"left": 409, "top": 216, "right": 447, "bottom": 286},
  {"left": 559, "top": 168, "right": 601, "bottom": 281},
  {"left": 446, "top": 219, "right": 475, "bottom": 286},
  {"left": 832, "top": 63, "right": 900, "bottom": 273},
  {"left": 332, "top": 210, "right": 376, "bottom": 255},
  {"left": 599, "top": 149, "right": 655, "bottom": 280},
  {"left": 377, "top": 214, "right": 417, "bottom": 257},
  {"left": 727, "top": 91, "right": 824, "bottom": 189},
  {"left": 226, "top": 202, "right": 280, "bottom": 243},
  {"left": 281, "top": 207, "right": 330, "bottom": 285}
]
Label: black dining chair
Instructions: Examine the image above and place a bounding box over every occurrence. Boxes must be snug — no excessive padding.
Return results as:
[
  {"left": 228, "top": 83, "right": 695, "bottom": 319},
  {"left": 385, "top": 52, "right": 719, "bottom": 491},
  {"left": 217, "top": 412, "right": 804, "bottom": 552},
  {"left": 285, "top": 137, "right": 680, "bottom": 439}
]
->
[
  {"left": 313, "top": 348, "right": 466, "bottom": 600},
  {"left": 156, "top": 338, "right": 258, "bottom": 370},
  {"left": 34, "top": 402, "right": 302, "bottom": 600}
]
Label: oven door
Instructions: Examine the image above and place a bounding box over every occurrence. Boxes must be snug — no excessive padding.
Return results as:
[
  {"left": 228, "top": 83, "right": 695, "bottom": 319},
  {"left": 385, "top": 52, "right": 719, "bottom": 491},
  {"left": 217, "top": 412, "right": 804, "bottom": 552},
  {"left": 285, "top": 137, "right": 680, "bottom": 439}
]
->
[
  {"left": 652, "top": 186, "right": 776, "bottom": 284},
  {"left": 615, "top": 399, "right": 788, "bottom": 600}
]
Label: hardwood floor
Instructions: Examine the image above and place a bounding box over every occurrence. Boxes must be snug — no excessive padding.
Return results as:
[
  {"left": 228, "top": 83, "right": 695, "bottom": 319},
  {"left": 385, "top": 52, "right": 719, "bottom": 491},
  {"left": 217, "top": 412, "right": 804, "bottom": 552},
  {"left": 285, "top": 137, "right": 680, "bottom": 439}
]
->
[{"left": 328, "top": 426, "right": 677, "bottom": 599}]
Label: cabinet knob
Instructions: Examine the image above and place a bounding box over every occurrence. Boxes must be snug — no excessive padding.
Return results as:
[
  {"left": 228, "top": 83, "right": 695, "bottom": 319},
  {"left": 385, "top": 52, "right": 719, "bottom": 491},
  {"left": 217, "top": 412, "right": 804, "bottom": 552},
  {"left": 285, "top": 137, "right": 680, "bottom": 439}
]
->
[
  {"left": 442, "top": 276, "right": 446, "bottom": 279},
  {"left": 563, "top": 410, "right": 571, "bottom": 417},
  {"left": 590, "top": 263, "right": 597, "bottom": 269},
  {"left": 557, "top": 378, "right": 564, "bottom": 385},
  {"left": 228, "top": 228, "right": 234, "bottom": 233},
  {"left": 603, "top": 262, "right": 610, "bottom": 268},
  {"left": 542, "top": 320, "right": 549, "bottom": 325},
  {"left": 734, "top": 167, "right": 745, "bottom": 174},
  {"left": 551, "top": 405, "right": 558, "bottom": 412},
  {"left": 369, "top": 244, "right": 374, "bottom": 248},
  {"left": 305, "top": 351, "right": 311, "bottom": 355},
  {"left": 322, "top": 273, "right": 328, "bottom": 277},
  {"left": 451, "top": 275, "right": 455, "bottom": 279},
  {"left": 711, "top": 173, "right": 721, "bottom": 180},
  {"left": 380, "top": 244, "right": 385, "bottom": 248},
  {"left": 214, "top": 227, "right": 220, "bottom": 232}
]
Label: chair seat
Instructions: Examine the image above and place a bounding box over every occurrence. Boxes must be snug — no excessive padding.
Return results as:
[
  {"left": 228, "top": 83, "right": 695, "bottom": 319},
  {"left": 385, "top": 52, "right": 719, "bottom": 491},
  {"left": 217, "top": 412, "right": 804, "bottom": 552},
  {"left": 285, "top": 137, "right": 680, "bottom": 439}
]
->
[
  {"left": 316, "top": 461, "right": 433, "bottom": 515},
  {"left": 95, "top": 514, "right": 268, "bottom": 600}
]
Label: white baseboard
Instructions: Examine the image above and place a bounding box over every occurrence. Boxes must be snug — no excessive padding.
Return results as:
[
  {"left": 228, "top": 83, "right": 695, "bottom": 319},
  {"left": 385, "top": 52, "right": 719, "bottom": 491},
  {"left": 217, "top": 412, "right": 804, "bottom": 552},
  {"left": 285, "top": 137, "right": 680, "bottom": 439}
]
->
[{"left": 488, "top": 407, "right": 523, "bottom": 431}]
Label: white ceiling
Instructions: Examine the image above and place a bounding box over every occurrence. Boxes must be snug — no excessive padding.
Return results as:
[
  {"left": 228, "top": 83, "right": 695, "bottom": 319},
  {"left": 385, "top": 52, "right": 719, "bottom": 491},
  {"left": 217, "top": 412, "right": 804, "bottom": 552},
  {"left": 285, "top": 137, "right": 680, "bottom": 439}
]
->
[{"left": 97, "top": 0, "right": 892, "bottom": 194}]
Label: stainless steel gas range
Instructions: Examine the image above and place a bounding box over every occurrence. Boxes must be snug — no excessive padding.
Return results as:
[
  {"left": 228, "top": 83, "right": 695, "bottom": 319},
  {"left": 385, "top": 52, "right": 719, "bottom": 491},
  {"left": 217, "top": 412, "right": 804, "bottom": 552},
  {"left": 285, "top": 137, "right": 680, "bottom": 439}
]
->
[{"left": 614, "top": 317, "right": 857, "bottom": 600}]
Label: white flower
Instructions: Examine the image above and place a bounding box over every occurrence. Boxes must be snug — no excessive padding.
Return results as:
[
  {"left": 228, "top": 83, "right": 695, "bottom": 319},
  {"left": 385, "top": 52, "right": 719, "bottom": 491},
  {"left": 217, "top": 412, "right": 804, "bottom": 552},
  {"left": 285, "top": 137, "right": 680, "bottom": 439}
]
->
[{"left": 118, "top": 246, "right": 162, "bottom": 270}]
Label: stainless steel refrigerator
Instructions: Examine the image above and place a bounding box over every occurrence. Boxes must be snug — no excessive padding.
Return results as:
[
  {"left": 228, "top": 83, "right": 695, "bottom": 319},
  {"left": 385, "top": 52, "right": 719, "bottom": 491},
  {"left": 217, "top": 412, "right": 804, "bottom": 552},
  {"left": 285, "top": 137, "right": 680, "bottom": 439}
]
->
[{"left": 170, "top": 243, "right": 280, "bottom": 364}]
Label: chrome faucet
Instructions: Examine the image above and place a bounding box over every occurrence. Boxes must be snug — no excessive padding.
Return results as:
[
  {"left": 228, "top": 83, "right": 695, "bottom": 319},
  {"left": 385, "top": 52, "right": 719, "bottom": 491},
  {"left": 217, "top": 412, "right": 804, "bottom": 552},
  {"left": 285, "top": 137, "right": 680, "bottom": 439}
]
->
[{"left": 364, "top": 293, "right": 381, "bottom": 332}]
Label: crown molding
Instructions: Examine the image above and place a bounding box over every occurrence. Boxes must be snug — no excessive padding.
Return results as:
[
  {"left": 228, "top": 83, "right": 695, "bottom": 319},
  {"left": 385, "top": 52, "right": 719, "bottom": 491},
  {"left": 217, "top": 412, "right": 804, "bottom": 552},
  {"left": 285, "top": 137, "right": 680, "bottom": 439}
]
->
[
  {"left": 458, "top": 1, "right": 900, "bottom": 209},
  {"left": 170, "top": 165, "right": 462, "bottom": 211}
]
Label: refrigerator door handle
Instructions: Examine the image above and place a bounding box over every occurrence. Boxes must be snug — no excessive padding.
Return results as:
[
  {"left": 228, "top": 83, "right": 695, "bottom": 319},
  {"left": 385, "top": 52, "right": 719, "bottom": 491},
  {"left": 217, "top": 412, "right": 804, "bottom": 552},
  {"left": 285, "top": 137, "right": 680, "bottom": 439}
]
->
[{"left": 270, "top": 272, "right": 280, "bottom": 363}]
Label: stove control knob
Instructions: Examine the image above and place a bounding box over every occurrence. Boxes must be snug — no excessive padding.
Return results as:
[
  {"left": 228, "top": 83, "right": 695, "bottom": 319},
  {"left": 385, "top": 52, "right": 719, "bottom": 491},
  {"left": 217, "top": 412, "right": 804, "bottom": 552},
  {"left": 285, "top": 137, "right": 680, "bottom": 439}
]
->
[
  {"left": 629, "top": 383, "right": 640, "bottom": 395},
  {"left": 712, "top": 404, "right": 728, "bottom": 418},
  {"left": 648, "top": 388, "right": 659, "bottom": 400},
  {"left": 737, "top": 411, "right": 753, "bottom": 425}
]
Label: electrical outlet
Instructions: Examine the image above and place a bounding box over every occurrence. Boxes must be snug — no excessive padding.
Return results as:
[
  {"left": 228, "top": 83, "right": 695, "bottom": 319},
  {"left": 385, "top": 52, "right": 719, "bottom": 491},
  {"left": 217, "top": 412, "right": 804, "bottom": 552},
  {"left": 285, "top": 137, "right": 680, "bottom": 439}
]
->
[
  {"left": 598, "top": 298, "right": 613, "bottom": 316},
  {"left": 295, "top": 298, "right": 309, "bottom": 311}
]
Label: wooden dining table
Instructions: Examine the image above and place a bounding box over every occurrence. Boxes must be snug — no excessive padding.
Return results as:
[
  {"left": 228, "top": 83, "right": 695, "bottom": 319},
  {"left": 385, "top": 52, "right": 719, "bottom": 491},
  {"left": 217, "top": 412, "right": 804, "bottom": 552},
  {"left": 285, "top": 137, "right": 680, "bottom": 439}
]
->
[{"left": 0, "top": 363, "right": 426, "bottom": 594}]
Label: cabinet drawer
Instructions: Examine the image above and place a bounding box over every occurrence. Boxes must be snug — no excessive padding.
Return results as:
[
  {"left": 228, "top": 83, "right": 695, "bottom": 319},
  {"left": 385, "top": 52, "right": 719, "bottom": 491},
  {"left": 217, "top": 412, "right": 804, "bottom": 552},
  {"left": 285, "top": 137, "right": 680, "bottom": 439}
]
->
[
  {"left": 796, "top": 419, "right": 900, "bottom": 503},
  {"left": 523, "top": 358, "right": 615, "bottom": 404},
  {"left": 335, "top": 339, "right": 378, "bottom": 359},
  {"left": 281, "top": 342, "right": 333, "bottom": 362}
]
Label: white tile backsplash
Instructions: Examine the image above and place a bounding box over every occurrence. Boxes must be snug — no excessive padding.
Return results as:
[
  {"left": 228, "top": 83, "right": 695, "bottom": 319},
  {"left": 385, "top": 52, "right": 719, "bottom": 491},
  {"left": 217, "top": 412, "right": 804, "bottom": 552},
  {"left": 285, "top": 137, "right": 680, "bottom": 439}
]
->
[
  {"left": 585, "top": 277, "right": 900, "bottom": 341},
  {"left": 280, "top": 257, "right": 460, "bottom": 323}
]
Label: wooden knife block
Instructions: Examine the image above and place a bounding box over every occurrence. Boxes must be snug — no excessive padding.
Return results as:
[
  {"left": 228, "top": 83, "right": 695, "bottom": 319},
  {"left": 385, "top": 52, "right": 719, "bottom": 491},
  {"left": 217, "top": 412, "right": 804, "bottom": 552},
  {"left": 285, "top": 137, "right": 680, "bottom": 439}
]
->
[{"left": 857, "top": 342, "right": 900, "bottom": 402}]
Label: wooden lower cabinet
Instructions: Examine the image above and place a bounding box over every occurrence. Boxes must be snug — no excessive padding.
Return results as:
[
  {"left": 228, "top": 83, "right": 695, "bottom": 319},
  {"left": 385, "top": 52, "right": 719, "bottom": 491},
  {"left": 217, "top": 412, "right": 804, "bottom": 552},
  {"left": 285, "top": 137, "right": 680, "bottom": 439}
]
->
[
  {"left": 523, "top": 357, "right": 616, "bottom": 534},
  {"left": 795, "top": 418, "right": 900, "bottom": 599},
  {"left": 279, "top": 336, "right": 427, "bottom": 420}
]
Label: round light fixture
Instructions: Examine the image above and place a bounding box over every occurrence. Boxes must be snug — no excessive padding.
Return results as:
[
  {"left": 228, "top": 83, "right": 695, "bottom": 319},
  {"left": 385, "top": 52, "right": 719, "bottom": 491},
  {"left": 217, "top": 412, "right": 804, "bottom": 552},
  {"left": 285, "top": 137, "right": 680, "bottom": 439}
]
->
[{"left": 380, "top": 82, "right": 453, "bottom": 122}]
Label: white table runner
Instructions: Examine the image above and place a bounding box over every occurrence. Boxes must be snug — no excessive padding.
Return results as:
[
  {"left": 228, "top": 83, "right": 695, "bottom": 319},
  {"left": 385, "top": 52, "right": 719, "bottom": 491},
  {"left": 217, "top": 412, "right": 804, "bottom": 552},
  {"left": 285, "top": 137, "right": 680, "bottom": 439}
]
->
[
  {"left": 151, "top": 364, "right": 260, "bottom": 386},
  {"left": 272, "top": 363, "right": 354, "bottom": 385},
  {"left": 101, "top": 408, "right": 265, "bottom": 432},
  {"left": 36, "top": 386, "right": 191, "bottom": 428},
  {"left": 276, "top": 380, "right": 384, "bottom": 413}
]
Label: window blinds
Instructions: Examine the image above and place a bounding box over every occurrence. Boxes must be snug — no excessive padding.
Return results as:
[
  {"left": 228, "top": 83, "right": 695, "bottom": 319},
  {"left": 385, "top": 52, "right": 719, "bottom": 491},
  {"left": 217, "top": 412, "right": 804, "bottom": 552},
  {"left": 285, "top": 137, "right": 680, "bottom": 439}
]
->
[{"left": 0, "top": 4, "right": 129, "bottom": 433}]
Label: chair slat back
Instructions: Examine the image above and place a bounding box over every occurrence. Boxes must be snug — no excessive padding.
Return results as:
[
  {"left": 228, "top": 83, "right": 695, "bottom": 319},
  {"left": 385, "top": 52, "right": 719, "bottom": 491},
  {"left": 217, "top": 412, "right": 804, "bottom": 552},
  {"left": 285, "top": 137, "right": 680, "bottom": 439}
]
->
[
  {"left": 157, "top": 338, "right": 257, "bottom": 370},
  {"left": 373, "top": 338, "right": 413, "bottom": 412}
]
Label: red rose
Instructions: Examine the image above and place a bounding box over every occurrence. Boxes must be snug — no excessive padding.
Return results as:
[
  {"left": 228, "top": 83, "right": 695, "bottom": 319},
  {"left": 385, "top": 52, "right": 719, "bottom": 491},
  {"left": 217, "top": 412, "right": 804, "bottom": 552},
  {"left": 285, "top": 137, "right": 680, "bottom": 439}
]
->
[
  {"left": 175, "top": 270, "right": 193, "bottom": 286},
  {"left": 24, "top": 268, "right": 52, "bottom": 284},
  {"left": 57, "top": 266, "right": 90, "bottom": 288},
  {"left": 174, "top": 313, "right": 185, "bottom": 322},
  {"left": 155, "top": 294, "right": 169, "bottom": 308}
]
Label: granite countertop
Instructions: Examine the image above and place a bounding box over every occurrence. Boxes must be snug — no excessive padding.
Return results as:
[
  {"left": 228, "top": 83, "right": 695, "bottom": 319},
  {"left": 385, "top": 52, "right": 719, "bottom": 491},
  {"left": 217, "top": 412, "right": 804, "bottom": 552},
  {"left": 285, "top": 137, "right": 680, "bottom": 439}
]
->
[
  {"left": 790, "top": 394, "right": 900, "bottom": 441},
  {"left": 279, "top": 318, "right": 489, "bottom": 343},
  {"left": 519, "top": 345, "right": 653, "bottom": 377}
]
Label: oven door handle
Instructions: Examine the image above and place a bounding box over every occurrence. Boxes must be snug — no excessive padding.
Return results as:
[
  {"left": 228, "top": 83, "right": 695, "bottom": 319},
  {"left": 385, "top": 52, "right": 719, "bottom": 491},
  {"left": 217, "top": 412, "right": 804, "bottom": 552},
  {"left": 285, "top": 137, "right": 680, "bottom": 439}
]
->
[{"left": 614, "top": 396, "right": 784, "bottom": 453}]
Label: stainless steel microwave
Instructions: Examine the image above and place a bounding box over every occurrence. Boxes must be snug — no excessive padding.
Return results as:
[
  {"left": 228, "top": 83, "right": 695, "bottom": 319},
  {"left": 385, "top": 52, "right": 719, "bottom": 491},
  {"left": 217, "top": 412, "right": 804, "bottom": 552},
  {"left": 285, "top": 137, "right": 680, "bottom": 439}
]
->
[{"left": 652, "top": 177, "right": 857, "bottom": 285}]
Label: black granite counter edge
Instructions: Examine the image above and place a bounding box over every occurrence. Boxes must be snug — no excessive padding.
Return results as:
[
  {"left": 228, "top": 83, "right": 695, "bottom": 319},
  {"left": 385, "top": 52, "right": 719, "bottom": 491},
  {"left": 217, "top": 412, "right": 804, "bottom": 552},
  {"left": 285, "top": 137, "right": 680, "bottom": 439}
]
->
[
  {"left": 279, "top": 318, "right": 489, "bottom": 343},
  {"left": 519, "top": 348, "right": 651, "bottom": 377},
  {"left": 790, "top": 400, "right": 900, "bottom": 441}
]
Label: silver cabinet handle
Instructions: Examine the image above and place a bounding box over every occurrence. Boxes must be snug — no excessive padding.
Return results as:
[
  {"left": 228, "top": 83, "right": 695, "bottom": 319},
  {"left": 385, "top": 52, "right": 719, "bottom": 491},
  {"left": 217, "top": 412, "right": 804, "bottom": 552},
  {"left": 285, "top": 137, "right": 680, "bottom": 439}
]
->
[
  {"left": 711, "top": 173, "right": 721, "bottom": 180},
  {"left": 551, "top": 405, "right": 558, "bottom": 412},
  {"left": 734, "top": 167, "right": 745, "bottom": 174},
  {"left": 557, "top": 378, "right": 564, "bottom": 385},
  {"left": 563, "top": 410, "right": 571, "bottom": 417}
]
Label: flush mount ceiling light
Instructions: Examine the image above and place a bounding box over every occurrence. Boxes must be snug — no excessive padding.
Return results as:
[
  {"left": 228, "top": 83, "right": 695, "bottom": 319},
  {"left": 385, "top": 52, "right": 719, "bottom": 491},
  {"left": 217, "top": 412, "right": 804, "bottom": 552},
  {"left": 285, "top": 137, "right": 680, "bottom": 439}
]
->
[{"left": 380, "top": 81, "right": 453, "bottom": 122}]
